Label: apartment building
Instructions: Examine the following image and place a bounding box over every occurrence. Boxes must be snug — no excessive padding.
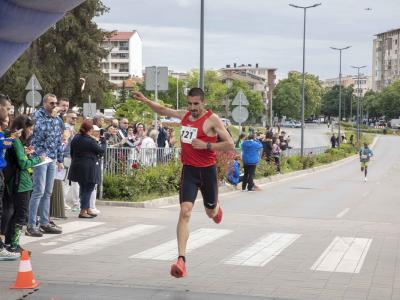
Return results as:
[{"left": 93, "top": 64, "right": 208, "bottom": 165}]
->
[
  {"left": 372, "top": 28, "right": 400, "bottom": 91},
  {"left": 323, "top": 75, "right": 372, "bottom": 96},
  {"left": 219, "top": 63, "right": 276, "bottom": 101},
  {"left": 101, "top": 31, "right": 143, "bottom": 86}
]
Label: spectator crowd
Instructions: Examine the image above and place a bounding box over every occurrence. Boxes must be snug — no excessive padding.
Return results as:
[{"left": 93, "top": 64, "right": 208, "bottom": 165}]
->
[{"left": 0, "top": 93, "right": 178, "bottom": 261}]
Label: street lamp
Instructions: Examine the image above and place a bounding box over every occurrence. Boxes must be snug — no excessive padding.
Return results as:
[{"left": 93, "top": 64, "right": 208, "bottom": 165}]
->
[
  {"left": 176, "top": 74, "right": 179, "bottom": 110},
  {"left": 199, "top": 0, "right": 205, "bottom": 90},
  {"left": 330, "top": 45, "right": 351, "bottom": 147},
  {"left": 289, "top": 2, "right": 321, "bottom": 157},
  {"left": 351, "top": 65, "right": 366, "bottom": 143}
]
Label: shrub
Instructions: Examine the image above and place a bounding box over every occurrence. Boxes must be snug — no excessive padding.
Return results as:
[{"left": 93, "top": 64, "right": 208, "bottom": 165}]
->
[
  {"left": 300, "top": 155, "right": 316, "bottom": 169},
  {"left": 216, "top": 150, "right": 236, "bottom": 182},
  {"left": 286, "top": 156, "right": 303, "bottom": 171},
  {"left": 103, "top": 160, "right": 182, "bottom": 201},
  {"left": 255, "top": 159, "right": 276, "bottom": 178}
]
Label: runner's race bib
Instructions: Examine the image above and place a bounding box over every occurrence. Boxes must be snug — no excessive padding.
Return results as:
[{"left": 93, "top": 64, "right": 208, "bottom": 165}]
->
[
  {"left": 181, "top": 126, "right": 198, "bottom": 144},
  {"left": 360, "top": 154, "right": 368, "bottom": 160}
]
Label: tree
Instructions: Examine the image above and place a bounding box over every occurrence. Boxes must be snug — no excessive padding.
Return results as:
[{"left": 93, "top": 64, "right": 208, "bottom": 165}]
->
[
  {"left": 320, "top": 84, "right": 354, "bottom": 119},
  {"left": 115, "top": 99, "right": 153, "bottom": 123},
  {"left": 157, "top": 76, "right": 188, "bottom": 109},
  {"left": 120, "top": 81, "right": 128, "bottom": 103},
  {"left": 363, "top": 90, "right": 381, "bottom": 119},
  {"left": 186, "top": 70, "right": 228, "bottom": 113},
  {"left": 272, "top": 71, "right": 323, "bottom": 119},
  {"left": 0, "top": 0, "right": 111, "bottom": 110},
  {"left": 378, "top": 80, "right": 400, "bottom": 119}
]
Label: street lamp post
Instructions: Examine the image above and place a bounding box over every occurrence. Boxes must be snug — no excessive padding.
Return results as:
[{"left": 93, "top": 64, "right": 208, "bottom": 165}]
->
[
  {"left": 330, "top": 46, "right": 351, "bottom": 147},
  {"left": 351, "top": 65, "right": 366, "bottom": 144},
  {"left": 289, "top": 2, "right": 321, "bottom": 157},
  {"left": 199, "top": 0, "right": 205, "bottom": 90},
  {"left": 176, "top": 74, "right": 179, "bottom": 110}
]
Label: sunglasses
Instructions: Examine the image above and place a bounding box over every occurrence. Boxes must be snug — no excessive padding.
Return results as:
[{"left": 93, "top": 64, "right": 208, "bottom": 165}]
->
[{"left": 48, "top": 102, "right": 57, "bottom": 106}]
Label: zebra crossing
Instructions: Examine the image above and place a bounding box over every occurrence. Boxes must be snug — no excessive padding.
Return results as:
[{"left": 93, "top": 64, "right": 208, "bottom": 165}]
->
[{"left": 20, "top": 220, "right": 373, "bottom": 274}]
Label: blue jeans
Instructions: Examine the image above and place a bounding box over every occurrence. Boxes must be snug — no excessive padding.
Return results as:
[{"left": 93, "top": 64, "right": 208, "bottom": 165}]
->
[
  {"left": 28, "top": 162, "right": 56, "bottom": 227},
  {"left": 78, "top": 182, "right": 96, "bottom": 210}
]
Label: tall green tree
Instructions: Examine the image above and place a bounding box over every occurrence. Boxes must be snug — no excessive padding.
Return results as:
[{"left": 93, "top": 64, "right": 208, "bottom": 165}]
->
[
  {"left": 157, "top": 76, "right": 188, "bottom": 109},
  {"left": 186, "top": 70, "right": 228, "bottom": 113},
  {"left": 378, "top": 80, "right": 400, "bottom": 119},
  {"left": 273, "top": 71, "right": 323, "bottom": 119},
  {"left": 320, "top": 85, "right": 354, "bottom": 119},
  {"left": 0, "top": 0, "right": 110, "bottom": 110}
]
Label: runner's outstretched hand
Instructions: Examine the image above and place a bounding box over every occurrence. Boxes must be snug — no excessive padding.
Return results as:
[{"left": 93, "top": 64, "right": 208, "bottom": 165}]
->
[{"left": 132, "top": 92, "right": 147, "bottom": 102}]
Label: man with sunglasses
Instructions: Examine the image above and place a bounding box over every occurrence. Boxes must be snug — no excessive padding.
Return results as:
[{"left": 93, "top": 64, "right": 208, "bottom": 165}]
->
[{"left": 27, "top": 94, "right": 64, "bottom": 237}]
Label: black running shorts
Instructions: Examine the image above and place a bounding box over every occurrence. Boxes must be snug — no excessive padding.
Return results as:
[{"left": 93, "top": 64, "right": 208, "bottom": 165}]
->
[{"left": 179, "top": 165, "right": 218, "bottom": 209}]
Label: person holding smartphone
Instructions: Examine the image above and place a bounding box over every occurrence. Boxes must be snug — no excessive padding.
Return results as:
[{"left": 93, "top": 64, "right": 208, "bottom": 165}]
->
[
  {"left": 0, "top": 107, "right": 21, "bottom": 260},
  {"left": 3, "top": 116, "right": 46, "bottom": 254}
]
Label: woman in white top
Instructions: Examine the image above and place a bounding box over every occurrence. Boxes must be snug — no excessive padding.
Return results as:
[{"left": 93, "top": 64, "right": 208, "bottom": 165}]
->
[{"left": 140, "top": 129, "right": 158, "bottom": 166}]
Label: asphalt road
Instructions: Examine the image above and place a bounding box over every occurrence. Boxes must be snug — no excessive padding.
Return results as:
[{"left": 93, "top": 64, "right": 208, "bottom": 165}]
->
[{"left": 2, "top": 135, "right": 400, "bottom": 300}]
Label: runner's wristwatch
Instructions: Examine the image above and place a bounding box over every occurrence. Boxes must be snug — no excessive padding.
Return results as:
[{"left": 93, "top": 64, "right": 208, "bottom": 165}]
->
[{"left": 207, "top": 142, "right": 212, "bottom": 150}]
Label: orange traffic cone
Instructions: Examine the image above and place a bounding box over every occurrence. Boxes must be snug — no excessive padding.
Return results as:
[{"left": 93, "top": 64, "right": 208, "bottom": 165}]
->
[{"left": 10, "top": 250, "right": 40, "bottom": 289}]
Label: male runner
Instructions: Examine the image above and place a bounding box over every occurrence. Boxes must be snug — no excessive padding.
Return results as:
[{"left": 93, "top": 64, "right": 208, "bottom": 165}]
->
[
  {"left": 359, "top": 142, "right": 373, "bottom": 182},
  {"left": 133, "top": 88, "right": 234, "bottom": 278}
]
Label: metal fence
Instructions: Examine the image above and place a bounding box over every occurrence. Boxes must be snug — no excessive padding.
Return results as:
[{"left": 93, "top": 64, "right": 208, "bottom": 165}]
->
[
  {"left": 282, "top": 146, "right": 329, "bottom": 157},
  {"left": 103, "top": 146, "right": 181, "bottom": 175},
  {"left": 103, "top": 145, "right": 329, "bottom": 175}
]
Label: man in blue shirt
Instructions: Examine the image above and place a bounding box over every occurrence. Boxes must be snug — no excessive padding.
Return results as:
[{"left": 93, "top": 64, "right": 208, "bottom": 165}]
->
[
  {"left": 27, "top": 94, "right": 64, "bottom": 237},
  {"left": 241, "top": 134, "right": 263, "bottom": 191}
]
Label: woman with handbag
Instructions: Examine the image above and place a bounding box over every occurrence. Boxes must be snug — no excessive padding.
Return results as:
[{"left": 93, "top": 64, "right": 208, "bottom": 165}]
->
[{"left": 68, "top": 120, "right": 106, "bottom": 218}]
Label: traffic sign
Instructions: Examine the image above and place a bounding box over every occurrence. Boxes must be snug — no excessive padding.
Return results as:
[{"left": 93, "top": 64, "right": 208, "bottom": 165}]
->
[
  {"left": 145, "top": 66, "right": 168, "bottom": 91},
  {"left": 25, "top": 74, "right": 42, "bottom": 91},
  {"left": 25, "top": 90, "right": 42, "bottom": 107},
  {"left": 83, "top": 103, "right": 96, "bottom": 118},
  {"left": 231, "top": 90, "right": 249, "bottom": 106},
  {"left": 232, "top": 106, "right": 249, "bottom": 123}
]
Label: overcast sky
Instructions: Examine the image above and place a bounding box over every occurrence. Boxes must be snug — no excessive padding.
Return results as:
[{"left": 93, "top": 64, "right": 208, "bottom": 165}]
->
[{"left": 96, "top": 0, "right": 399, "bottom": 80}]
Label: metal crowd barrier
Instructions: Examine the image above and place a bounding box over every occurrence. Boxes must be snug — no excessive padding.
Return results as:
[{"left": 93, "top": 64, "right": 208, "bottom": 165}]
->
[
  {"left": 103, "top": 145, "right": 329, "bottom": 176},
  {"left": 282, "top": 146, "right": 329, "bottom": 157},
  {"left": 103, "top": 146, "right": 181, "bottom": 175}
]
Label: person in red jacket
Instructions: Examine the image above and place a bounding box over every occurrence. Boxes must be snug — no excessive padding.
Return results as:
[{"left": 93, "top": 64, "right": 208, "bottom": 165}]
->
[{"left": 133, "top": 88, "right": 234, "bottom": 278}]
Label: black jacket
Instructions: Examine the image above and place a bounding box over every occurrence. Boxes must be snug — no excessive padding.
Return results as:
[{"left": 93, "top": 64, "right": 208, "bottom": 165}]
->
[{"left": 68, "top": 134, "right": 106, "bottom": 184}]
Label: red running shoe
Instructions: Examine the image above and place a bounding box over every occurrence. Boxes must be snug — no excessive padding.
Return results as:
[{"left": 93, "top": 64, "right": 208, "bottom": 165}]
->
[
  {"left": 170, "top": 257, "right": 187, "bottom": 278},
  {"left": 213, "top": 205, "right": 223, "bottom": 224}
]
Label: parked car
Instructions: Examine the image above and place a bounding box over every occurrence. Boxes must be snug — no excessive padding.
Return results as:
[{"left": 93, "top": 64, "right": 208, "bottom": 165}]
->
[
  {"left": 160, "top": 117, "right": 181, "bottom": 124},
  {"left": 282, "top": 120, "right": 295, "bottom": 128},
  {"left": 389, "top": 119, "right": 400, "bottom": 128},
  {"left": 292, "top": 120, "right": 302, "bottom": 128},
  {"left": 220, "top": 118, "right": 232, "bottom": 127}
]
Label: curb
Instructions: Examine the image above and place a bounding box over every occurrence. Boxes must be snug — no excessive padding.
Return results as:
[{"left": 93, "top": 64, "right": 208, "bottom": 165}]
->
[{"left": 98, "top": 136, "right": 379, "bottom": 209}]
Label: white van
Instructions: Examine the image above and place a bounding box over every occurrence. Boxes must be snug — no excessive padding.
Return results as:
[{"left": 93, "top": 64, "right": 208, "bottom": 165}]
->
[{"left": 390, "top": 118, "right": 400, "bottom": 129}]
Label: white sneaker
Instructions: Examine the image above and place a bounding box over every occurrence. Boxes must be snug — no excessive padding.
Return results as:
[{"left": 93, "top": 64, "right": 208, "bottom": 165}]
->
[
  {"left": 64, "top": 204, "right": 71, "bottom": 210},
  {"left": 0, "top": 247, "right": 20, "bottom": 261},
  {"left": 364, "top": 177, "right": 367, "bottom": 182},
  {"left": 90, "top": 208, "right": 101, "bottom": 214}
]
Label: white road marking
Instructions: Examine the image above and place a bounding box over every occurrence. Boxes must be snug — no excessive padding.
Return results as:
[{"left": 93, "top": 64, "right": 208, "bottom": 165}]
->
[
  {"left": 21, "top": 221, "right": 104, "bottom": 245},
  {"left": 159, "top": 204, "right": 180, "bottom": 208},
  {"left": 224, "top": 233, "right": 301, "bottom": 267},
  {"left": 130, "top": 228, "right": 232, "bottom": 261},
  {"left": 44, "top": 224, "right": 163, "bottom": 255},
  {"left": 336, "top": 208, "right": 350, "bottom": 218},
  {"left": 311, "top": 237, "right": 372, "bottom": 273}
]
